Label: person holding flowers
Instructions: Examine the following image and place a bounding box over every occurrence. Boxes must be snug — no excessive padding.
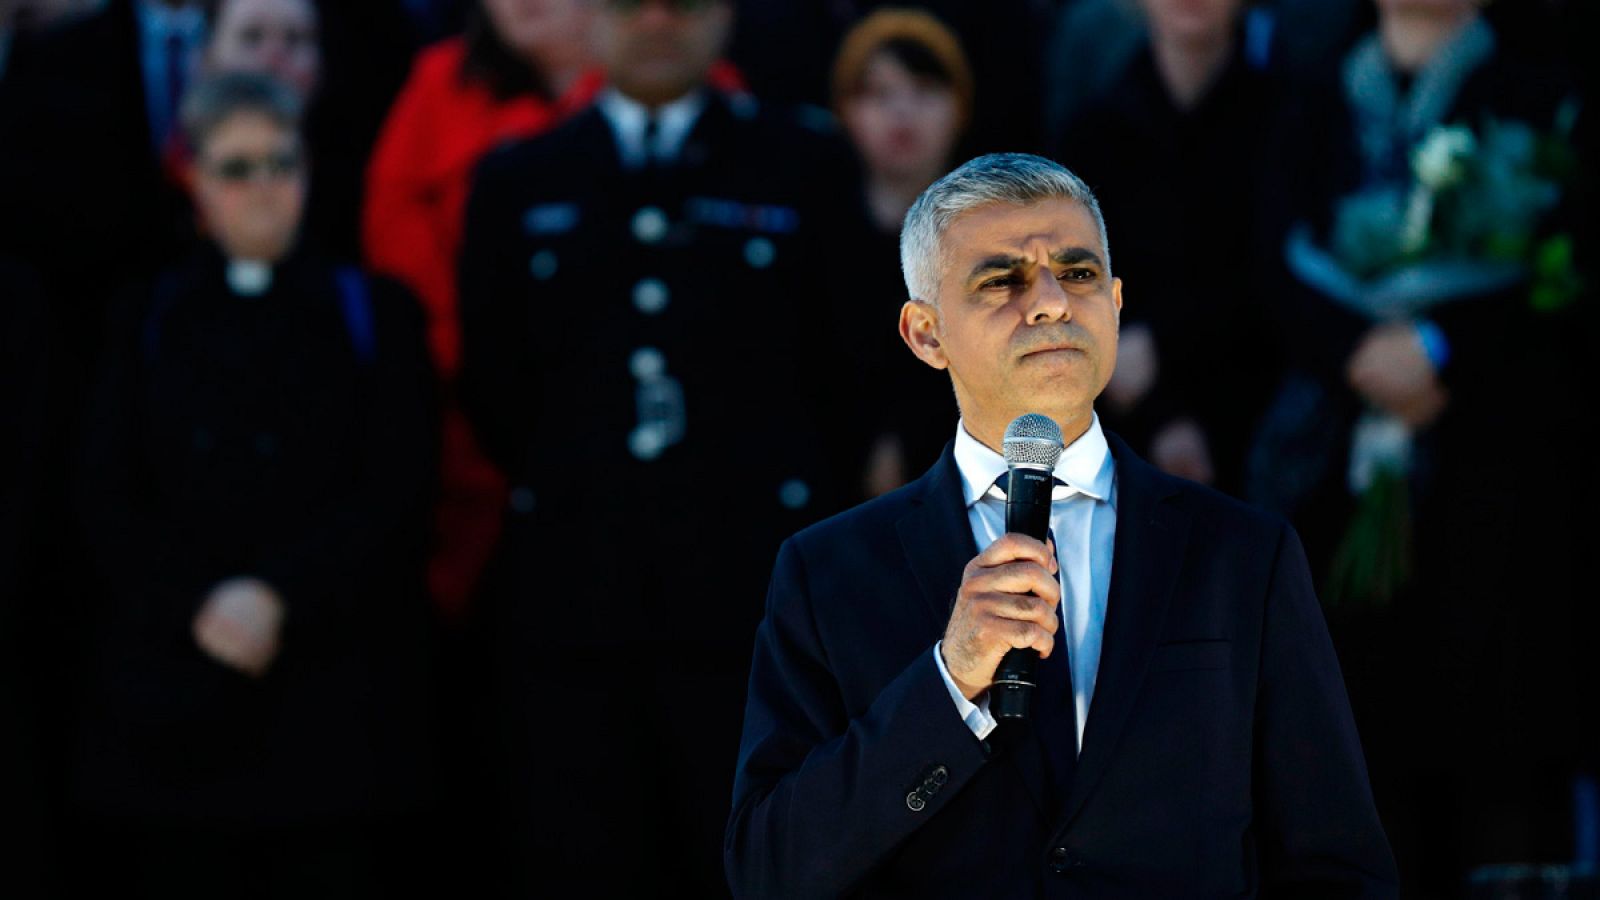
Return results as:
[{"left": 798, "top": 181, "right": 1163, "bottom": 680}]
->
[{"left": 1253, "top": 0, "right": 1592, "bottom": 894}]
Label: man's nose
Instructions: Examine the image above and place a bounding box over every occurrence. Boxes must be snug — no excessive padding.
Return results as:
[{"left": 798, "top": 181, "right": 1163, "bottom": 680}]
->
[{"left": 1024, "top": 271, "right": 1071, "bottom": 324}]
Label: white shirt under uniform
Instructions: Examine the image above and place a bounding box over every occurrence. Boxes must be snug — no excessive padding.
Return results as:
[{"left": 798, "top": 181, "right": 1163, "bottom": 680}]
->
[{"left": 933, "top": 413, "right": 1118, "bottom": 754}]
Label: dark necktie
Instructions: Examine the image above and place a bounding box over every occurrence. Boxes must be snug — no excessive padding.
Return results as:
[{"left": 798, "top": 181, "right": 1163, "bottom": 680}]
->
[
  {"left": 990, "top": 474, "right": 1080, "bottom": 804},
  {"left": 640, "top": 113, "right": 661, "bottom": 168}
]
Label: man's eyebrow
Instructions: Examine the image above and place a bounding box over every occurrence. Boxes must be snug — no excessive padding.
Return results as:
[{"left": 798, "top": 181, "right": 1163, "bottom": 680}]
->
[
  {"left": 965, "top": 248, "right": 1105, "bottom": 283},
  {"left": 965, "top": 255, "right": 1028, "bottom": 282},
  {"left": 1051, "top": 247, "right": 1104, "bottom": 268}
]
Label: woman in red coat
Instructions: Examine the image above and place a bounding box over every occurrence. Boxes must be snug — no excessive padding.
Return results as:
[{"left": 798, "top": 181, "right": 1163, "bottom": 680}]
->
[{"left": 363, "top": 0, "right": 602, "bottom": 616}]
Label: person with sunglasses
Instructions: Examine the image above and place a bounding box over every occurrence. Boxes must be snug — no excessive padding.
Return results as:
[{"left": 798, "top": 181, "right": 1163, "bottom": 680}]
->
[
  {"left": 71, "top": 71, "right": 439, "bottom": 897},
  {"left": 456, "top": 0, "right": 856, "bottom": 894}
]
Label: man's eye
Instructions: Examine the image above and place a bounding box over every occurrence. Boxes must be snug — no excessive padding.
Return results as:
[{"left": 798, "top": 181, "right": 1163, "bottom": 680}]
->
[
  {"left": 1058, "top": 268, "right": 1094, "bottom": 282},
  {"left": 982, "top": 275, "right": 1018, "bottom": 289}
]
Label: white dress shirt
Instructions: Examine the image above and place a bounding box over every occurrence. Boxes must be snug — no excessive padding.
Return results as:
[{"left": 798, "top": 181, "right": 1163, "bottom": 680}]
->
[
  {"left": 596, "top": 87, "right": 707, "bottom": 170},
  {"left": 933, "top": 414, "right": 1118, "bottom": 754}
]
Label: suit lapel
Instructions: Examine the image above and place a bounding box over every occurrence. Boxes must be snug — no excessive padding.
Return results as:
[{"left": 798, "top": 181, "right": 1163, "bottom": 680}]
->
[
  {"left": 895, "top": 441, "right": 977, "bottom": 635},
  {"left": 895, "top": 442, "right": 1053, "bottom": 822},
  {"left": 1054, "top": 433, "right": 1190, "bottom": 836}
]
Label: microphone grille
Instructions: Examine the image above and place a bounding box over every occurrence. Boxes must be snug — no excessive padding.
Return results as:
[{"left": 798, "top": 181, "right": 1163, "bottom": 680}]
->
[{"left": 1003, "top": 414, "right": 1064, "bottom": 470}]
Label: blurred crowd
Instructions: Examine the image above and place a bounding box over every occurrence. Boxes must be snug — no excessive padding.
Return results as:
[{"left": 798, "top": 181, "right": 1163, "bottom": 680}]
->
[{"left": 0, "top": 0, "right": 1596, "bottom": 897}]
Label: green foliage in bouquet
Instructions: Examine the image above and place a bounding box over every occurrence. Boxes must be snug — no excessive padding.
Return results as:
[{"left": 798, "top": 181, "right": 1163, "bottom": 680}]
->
[{"left": 1325, "top": 466, "right": 1413, "bottom": 610}]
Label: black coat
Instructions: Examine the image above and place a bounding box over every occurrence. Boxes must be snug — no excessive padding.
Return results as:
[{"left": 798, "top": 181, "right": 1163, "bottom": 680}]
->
[
  {"left": 73, "top": 245, "right": 438, "bottom": 824},
  {"left": 1055, "top": 42, "right": 1284, "bottom": 495},
  {"left": 459, "top": 92, "right": 857, "bottom": 644},
  {"left": 0, "top": 0, "right": 195, "bottom": 366},
  {"left": 728, "top": 434, "right": 1397, "bottom": 898},
  {"left": 456, "top": 91, "right": 857, "bottom": 895},
  {"left": 827, "top": 200, "right": 959, "bottom": 505}
]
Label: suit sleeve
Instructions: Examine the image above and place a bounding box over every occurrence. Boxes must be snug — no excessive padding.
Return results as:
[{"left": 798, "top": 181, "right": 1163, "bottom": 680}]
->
[
  {"left": 1254, "top": 523, "right": 1399, "bottom": 898},
  {"left": 725, "top": 538, "right": 993, "bottom": 899}
]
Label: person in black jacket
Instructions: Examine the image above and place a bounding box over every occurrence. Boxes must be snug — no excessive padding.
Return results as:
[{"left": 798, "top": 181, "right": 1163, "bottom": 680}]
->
[
  {"left": 1253, "top": 0, "right": 1593, "bottom": 892},
  {"left": 1050, "top": 0, "right": 1286, "bottom": 497},
  {"left": 727, "top": 153, "right": 1396, "bottom": 899},
  {"left": 72, "top": 72, "right": 437, "bottom": 898},
  {"left": 456, "top": 0, "right": 855, "bottom": 894}
]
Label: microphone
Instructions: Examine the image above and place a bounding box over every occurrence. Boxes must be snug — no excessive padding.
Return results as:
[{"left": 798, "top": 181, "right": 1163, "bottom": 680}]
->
[{"left": 990, "top": 413, "right": 1064, "bottom": 720}]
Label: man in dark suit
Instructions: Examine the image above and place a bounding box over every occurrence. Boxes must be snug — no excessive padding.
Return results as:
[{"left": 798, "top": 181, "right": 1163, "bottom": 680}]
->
[{"left": 727, "top": 153, "right": 1398, "bottom": 898}]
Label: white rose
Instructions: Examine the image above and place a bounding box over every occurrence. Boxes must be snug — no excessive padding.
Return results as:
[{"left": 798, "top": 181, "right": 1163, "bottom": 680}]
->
[{"left": 1412, "top": 125, "right": 1477, "bottom": 190}]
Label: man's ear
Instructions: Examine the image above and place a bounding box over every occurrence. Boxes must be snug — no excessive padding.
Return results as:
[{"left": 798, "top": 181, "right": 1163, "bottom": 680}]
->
[
  {"left": 1111, "top": 276, "right": 1124, "bottom": 326},
  {"left": 899, "top": 299, "right": 948, "bottom": 370}
]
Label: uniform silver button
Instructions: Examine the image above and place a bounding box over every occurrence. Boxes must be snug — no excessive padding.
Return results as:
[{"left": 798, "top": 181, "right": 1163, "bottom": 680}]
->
[
  {"left": 743, "top": 236, "right": 776, "bottom": 269},
  {"left": 905, "top": 791, "right": 927, "bottom": 812},
  {"left": 632, "top": 278, "right": 669, "bottom": 315},
  {"left": 529, "top": 249, "right": 559, "bottom": 281},
  {"left": 629, "top": 347, "right": 665, "bottom": 380},
  {"left": 777, "top": 478, "right": 810, "bottom": 510},
  {"left": 632, "top": 206, "right": 669, "bottom": 244},
  {"left": 629, "top": 424, "right": 666, "bottom": 461}
]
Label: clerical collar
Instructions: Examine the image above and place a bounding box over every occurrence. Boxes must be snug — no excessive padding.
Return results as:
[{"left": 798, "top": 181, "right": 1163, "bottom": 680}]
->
[
  {"left": 953, "top": 413, "right": 1115, "bottom": 508},
  {"left": 226, "top": 259, "right": 273, "bottom": 297},
  {"left": 597, "top": 87, "right": 707, "bottom": 169}
]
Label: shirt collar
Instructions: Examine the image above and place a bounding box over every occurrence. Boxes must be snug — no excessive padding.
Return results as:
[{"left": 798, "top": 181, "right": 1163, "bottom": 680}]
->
[
  {"left": 596, "top": 86, "right": 707, "bottom": 168},
  {"left": 954, "top": 412, "right": 1114, "bottom": 508}
]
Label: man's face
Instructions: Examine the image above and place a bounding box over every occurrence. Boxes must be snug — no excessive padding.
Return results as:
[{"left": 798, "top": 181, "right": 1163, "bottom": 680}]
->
[
  {"left": 191, "top": 112, "right": 307, "bottom": 262},
  {"left": 207, "top": 0, "right": 321, "bottom": 101},
  {"left": 900, "top": 197, "right": 1123, "bottom": 442},
  {"left": 593, "top": 0, "right": 730, "bottom": 106}
]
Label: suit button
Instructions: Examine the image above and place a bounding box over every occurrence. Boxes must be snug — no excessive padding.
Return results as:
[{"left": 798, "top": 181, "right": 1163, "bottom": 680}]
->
[
  {"left": 905, "top": 791, "right": 927, "bottom": 812},
  {"left": 1047, "top": 847, "right": 1080, "bottom": 875},
  {"left": 929, "top": 765, "right": 949, "bottom": 788}
]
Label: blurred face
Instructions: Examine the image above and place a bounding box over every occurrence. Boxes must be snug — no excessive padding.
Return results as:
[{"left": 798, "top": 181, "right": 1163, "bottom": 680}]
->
[
  {"left": 191, "top": 111, "right": 306, "bottom": 262},
  {"left": 484, "top": 0, "right": 593, "bottom": 66},
  {"left": 207, "top": 0, "right": 321, "bottom": 100},
  {"left": 841, "top": 50, "right": 962, "bottom": 184},
  {"left": 593, "top": 0, "right": 730, "bottom": 106},
  {"left": 1139, "top": 0, "right": 1242, "bottom": 47},
  {"left": 900, "top": 198, "right": 1123, "bottom": 440}
]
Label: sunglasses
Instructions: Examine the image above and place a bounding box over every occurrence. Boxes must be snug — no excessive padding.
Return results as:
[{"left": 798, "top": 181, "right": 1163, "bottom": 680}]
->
[
  {"left": 604, "top": 0, "right": 716, "bottom": 13},
  {"left": 204, "top": 150, "right": 304, "bottom": 183}
]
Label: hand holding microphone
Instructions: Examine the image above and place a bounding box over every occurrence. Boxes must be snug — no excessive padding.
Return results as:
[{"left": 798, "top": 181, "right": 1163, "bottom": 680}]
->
[
  {"left": 939, "top": 532, "right": 1060, "bottom": 702},
  {"left": 939, "top": 414, "right": 1065, "bottom": 716}
]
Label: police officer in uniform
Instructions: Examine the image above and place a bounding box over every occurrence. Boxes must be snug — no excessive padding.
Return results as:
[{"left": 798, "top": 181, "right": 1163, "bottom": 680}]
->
[{"left": 456, "top": 0, "right": 857, "bottom": 894}]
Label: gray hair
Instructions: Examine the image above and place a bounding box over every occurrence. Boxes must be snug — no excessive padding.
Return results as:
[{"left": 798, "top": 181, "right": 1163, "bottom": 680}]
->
[
  {"left": 899, "top": 153, "right": 1110, "bottom": 303},
  {"left": 180, "top": 71, "right": 303, "bottom": 152}
]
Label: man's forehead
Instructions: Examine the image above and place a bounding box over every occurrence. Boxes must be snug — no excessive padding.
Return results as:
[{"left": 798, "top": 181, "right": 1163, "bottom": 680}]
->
[{"left": 944, "top": 198, "right": 1097, "bottom": 255}]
